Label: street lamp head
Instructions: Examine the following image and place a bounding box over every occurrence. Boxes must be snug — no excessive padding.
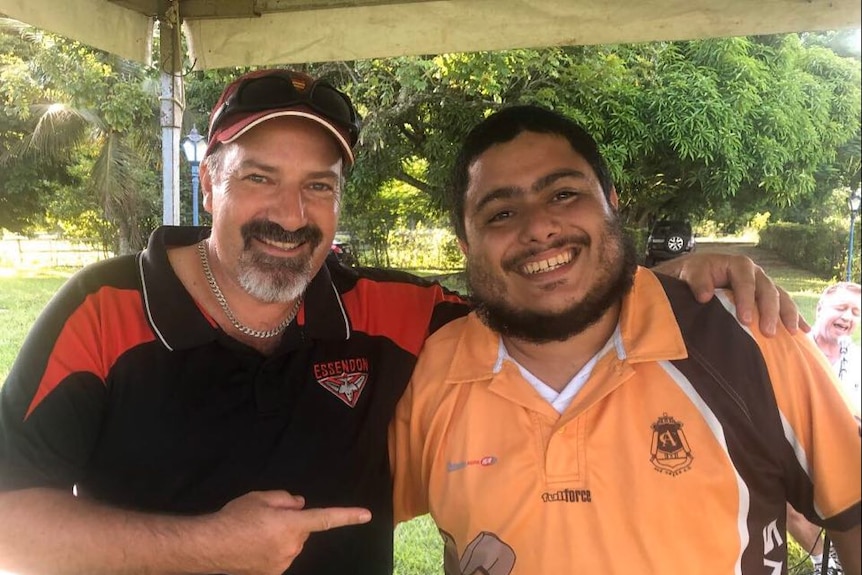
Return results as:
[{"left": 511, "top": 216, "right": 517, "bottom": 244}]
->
[
  {"left": 182, "top": 126, "right": 207, "bottom": 165},
  {"left": 850, "top": 187, "right": 862, "bottom": 215}
]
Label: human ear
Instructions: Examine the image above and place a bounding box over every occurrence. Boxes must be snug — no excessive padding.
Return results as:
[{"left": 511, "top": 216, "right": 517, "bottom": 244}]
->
[
  {"left": 608, "top": 187, "right": 619, "bottom": 211},
  {"left": 200, "top": 163, "right": 214, "bottom": 213}
]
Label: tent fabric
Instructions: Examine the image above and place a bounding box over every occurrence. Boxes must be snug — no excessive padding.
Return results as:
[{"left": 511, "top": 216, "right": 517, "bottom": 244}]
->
[{"left": 1, "top": 0, "right": 859, "bottom": 70}]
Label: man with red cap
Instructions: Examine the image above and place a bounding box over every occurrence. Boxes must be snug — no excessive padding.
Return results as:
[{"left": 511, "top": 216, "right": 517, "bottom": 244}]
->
[{"left": 0, "top": 69, "right": 803, "bottom": 575}]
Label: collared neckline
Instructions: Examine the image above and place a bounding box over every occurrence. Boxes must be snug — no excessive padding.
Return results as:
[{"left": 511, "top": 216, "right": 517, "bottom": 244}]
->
[
  {"left": 442, "top": 267, "right": 688, "bottom": 386},
  {"left": 139, "top": 226, "right": 351, "bottom": 351}
]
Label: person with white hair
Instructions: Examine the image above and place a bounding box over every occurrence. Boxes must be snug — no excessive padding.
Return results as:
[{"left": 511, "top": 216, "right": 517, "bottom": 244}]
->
[
  {"left": 787, "top": 280, "right": 860, "bottom": 575},
  {"left": 811, "top": 281, "right": 861, "bottom": 411}
]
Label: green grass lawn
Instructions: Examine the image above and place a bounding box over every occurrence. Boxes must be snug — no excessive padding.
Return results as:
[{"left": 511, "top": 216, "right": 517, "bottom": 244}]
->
[
  {"left": 394, "top": 515, "right": 444, "bottom": 574},
  {"left": 770, "top": 265, "right": 831, "bottom": 324},
  {"left": 0, "top": 247, "right": 852, "bottom": 573},
  {"left": 0, "top": 268, "right": 71, "bottom": 382}
]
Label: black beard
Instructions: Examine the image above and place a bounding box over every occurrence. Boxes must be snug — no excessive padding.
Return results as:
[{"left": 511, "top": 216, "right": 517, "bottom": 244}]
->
[{"left": 468, "top": 218, "right": 638, "bottom": 344}]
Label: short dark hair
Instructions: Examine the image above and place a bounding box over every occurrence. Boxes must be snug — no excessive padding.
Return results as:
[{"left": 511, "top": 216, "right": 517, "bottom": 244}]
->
[{"left": 447, "top": 104, "right": 614, "bottom": 242}]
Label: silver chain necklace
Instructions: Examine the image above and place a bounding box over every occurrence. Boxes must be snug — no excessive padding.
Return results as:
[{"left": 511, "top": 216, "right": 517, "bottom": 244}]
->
[{"left": 197, "top": 240, "right": 302, "bottom": 339}]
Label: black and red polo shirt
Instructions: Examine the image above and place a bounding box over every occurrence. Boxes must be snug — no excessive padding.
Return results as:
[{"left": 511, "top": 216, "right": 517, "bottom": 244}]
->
[{"left": 0, "top": 226, "right": 469, "bottom": 575}]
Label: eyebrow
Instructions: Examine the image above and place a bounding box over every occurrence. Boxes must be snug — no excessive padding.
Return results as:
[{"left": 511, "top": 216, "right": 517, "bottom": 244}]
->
[
  {"left": 235, "top": 159, "right": 340, "bottom": 180},
  {"left": 236, "top": 159, "right": 278, "bottom": 174},
  {"left": 533, "top": 168, "right": 590, "bottom": 192},
  {"left": 472, "top": 168, "right": 591, "bottom": 214}
]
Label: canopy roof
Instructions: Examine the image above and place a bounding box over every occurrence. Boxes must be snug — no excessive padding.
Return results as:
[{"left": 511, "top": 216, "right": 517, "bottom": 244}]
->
[{"left": 1, "top": 0, "right": 860, "bottom": 70}]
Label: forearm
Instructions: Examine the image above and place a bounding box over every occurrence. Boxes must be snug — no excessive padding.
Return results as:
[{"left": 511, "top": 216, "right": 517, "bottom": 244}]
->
[
  {"left": 829, "top": 524, "right": 861, "bottom": 575},
  {"left": 651, "top": 252, "right": 802, "bottom": 336},
  {"left": 0, "top": 487, "right": 221, "bottom": 575}
]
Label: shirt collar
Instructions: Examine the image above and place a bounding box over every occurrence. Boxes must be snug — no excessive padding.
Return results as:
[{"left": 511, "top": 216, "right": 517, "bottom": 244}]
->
[
  {"left": 140, "top": 226, "right": 213, "bottom": 351},
  {"left": 445, "top": 267, "right": 688, "bottom": 384},
  {"left": 297, "top": 257, "right": 352, "bottom": 341},
  {"left": 140, "top": 226, "right": 351, "bottom": 351}
]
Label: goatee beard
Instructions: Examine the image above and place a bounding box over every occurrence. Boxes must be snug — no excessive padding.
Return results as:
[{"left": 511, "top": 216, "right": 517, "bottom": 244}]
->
[
  {"left": 468, "top": 217, "right": 638, "bottom": 344},
  {"left": 237, "top": 220, "right": 322, "bottom": 303}
]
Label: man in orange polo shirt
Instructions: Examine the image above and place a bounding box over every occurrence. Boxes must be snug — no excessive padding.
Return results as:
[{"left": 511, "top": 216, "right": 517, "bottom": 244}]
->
[{"left": 390, "top": 105, "right": 861, "bottom": 574}]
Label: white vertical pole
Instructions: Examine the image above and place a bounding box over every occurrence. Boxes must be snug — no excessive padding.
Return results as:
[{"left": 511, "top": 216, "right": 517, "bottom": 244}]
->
[{"left": 159, "top": 2, "right": 184, "bottom": 225}]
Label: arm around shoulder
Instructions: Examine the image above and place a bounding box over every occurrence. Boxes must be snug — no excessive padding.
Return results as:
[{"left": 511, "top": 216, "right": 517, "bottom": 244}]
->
[{"left": 653, "top": 251, "right": 802, "bottom": 336}]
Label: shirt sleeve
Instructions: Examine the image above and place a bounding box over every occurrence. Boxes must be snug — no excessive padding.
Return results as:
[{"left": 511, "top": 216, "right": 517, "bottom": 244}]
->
[
  {"left": 0, "top": 271, "right": 111, "bottom": 492},
  {"left": 388, "top": 282, "right": 468, "bottom": 524},
  {"left": 761, "top": 329, "right": 862, "bottom": 531},
  {"left": 389, "top": 362, "right": 432, "bottom": 525}
]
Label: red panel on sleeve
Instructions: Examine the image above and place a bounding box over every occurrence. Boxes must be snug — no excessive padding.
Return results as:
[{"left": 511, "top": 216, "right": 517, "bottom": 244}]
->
[
  {"left": 340, "top": 279, "right": 463, "bottom": 356},
  {"left": 25, "top": 287, "right": 156, "bottom": 419}
]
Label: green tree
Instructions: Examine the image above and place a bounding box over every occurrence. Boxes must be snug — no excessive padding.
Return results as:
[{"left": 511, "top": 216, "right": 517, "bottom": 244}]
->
[
  {"left": 6, "top": 28, "right": 858, "bottom": 253},
  {"left": 0, "top": 20, "right": 70, "bottom": 233},
  {"left": 327, "top": 37, "right": 861, "bottom": 231},
  {"left": 0, "top": 19, "right": 161, "bottom": 253}
]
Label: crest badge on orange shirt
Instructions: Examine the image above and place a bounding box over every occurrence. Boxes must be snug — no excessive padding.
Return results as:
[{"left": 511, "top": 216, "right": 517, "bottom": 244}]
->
[{"left": 649, "top": 412, "right": 693, "bottom": 476}]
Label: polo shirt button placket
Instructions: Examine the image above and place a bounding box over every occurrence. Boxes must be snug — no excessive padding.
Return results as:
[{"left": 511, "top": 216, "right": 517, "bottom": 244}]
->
[{"left": 253, "top": 360, "right": 289, "bottom": 416}]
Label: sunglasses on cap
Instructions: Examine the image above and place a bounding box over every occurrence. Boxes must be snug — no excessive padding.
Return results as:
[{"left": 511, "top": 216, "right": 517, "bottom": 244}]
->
[{"left": 208, "top": 71, "right": 361, "bottom": 147}]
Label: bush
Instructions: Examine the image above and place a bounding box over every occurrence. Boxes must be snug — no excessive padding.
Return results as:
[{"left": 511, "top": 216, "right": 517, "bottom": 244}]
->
[
  {"left": 626, "top": 226, "right": 649, "bottom": 263},
  {"left": 759, "top": 221, "right": 860, "bottom": 281},
  {"left": 787, "top": 536, "right": 815, "bottom": 574},
  {"left": 385, "top": 226, "right": 464, "bottom": 271}
]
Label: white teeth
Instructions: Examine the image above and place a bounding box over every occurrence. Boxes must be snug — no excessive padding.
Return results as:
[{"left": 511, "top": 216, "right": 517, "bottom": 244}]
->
[
  {"left": 522, "top": 251, "right": 573, "bottom": 274},
  {"left": 261, "top": 238, "right": 300, "bottom": 250}
]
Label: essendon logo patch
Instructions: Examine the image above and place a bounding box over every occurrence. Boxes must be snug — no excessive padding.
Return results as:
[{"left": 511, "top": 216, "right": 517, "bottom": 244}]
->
[{"left": 313, "top": 358, "right": 370, "bottom": 407}]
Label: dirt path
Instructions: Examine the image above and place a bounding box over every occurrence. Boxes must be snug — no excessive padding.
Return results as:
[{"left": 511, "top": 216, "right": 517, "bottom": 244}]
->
[{"left": 694, "top": 241, "right": 802, "bottom": 276}]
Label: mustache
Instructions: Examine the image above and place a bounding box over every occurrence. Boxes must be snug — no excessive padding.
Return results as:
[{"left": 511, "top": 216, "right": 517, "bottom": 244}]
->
[
  {"left": 502, "top": 234, "right": 591, "bottom": 271},
  {"left": 240, "top": 220, "right": 323, "bottom": 249}
]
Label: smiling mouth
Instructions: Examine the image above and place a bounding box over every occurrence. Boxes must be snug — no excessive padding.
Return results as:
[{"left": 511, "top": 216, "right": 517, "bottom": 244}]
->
[
  {"left": 257, "top": 237, "right": 302, "bottom": 251},
  {"left": 521, "top": 249, "right": 577, "bottom": 275}
]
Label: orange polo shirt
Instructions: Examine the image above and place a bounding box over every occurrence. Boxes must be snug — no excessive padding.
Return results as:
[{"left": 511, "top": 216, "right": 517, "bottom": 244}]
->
[{"left": 390, "top": 268, "right": 861, "bottom": 574}]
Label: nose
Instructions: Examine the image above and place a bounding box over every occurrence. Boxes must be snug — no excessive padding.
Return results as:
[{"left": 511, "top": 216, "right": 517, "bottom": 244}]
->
[
  {"left": 269, "top": 185, "right": 308, "bottom": 231},
  {"left": 841, "top": 308, "right": 859, "bottom": 322},
  {"left": 518, "top": 204, "right": 561, "bottom": 244}
]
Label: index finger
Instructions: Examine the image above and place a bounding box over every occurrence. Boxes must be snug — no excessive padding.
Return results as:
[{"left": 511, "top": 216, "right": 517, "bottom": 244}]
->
[{"left": 298, "top": 506, "right": 372, "bottom": 533}]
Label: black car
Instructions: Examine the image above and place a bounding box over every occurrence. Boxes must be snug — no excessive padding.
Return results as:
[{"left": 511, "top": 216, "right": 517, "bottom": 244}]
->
[
  {"left": 644, "top": 220, "right": 695, "bottom": 267},
  {"left": 331, "top": 240, "right": 358, "bottom": 267}
]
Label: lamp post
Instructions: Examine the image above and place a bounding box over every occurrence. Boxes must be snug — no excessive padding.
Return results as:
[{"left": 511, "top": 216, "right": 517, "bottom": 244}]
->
[
  {"left": 181, "top": 126, "right": 207, "bottom": 226},
  {"left": 847, "top": 187, "right": 862, "bottom": 282}
]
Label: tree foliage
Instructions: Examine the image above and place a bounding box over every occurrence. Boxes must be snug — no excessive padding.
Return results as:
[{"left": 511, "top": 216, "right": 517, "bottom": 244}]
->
[
  {"left": 2, "top": 25, "right": 860, "bottom": 252},
  {"left": 0, "top": 19, "right": 161, "bottom": 252},
  {"left": 330, "top": 37, "right": 860, "bottom": 231}
]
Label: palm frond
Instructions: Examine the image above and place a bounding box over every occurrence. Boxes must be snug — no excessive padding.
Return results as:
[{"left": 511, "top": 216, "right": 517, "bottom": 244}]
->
[
  {"left": 0, "top": 17, "right": 31, "bottom": 34},
  {"left": 17, "top": 104, "right": 104, "bottom": 159}
]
